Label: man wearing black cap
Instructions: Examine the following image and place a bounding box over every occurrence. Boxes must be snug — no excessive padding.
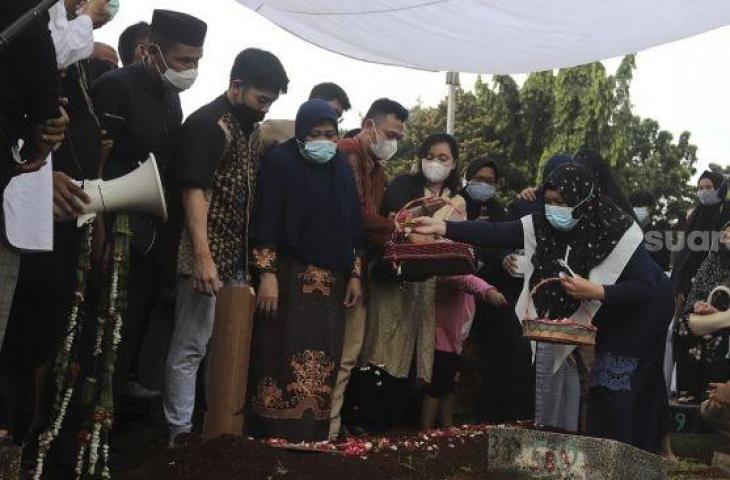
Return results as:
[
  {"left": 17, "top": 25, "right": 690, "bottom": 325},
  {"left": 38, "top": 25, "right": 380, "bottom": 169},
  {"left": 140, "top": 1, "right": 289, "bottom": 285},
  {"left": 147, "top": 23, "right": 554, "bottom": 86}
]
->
[{"left": 91, "top": 9, "right": 207, "bottom": 400}]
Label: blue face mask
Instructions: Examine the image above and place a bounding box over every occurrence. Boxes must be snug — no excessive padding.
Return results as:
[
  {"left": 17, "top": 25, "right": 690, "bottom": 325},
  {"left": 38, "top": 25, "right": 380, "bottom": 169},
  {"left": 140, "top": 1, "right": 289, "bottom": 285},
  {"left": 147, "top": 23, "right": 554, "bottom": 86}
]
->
[
  {"left": 107, "top": 0, "right": 120, "bottom": 20},
  {"left": 299, "top": 140, "right": 337, "bottom": 164},
  {"left": 698, "top": 188, "right": 722, "bottom": 206},
  {"left": 466, "top": 181, "right": 496, "bottom": 203},
  {"left": 545, "top": 205, "right": 579, "bottom": 232}
]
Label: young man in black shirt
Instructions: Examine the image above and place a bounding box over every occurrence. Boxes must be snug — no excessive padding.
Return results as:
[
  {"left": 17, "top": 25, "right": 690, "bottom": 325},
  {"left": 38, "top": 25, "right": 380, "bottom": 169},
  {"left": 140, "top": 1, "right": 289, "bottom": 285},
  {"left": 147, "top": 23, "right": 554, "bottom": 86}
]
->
[{"left": 164, "top": 48, "right": 288, "bottom": 446}]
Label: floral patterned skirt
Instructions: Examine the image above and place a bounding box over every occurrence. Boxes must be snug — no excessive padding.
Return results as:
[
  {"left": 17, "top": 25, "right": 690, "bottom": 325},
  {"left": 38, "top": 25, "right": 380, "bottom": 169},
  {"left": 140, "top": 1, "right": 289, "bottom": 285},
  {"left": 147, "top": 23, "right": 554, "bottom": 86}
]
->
[{"left": 247, "top": 257, "right": 346, "bottom": 442}]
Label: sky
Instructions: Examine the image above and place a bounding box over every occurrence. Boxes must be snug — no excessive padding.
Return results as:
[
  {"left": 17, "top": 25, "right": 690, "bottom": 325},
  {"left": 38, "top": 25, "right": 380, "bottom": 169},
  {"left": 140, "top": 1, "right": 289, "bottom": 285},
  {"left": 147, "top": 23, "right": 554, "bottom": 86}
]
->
[{"left": 95, "top": 0, "right": 730, "bottom": 179}]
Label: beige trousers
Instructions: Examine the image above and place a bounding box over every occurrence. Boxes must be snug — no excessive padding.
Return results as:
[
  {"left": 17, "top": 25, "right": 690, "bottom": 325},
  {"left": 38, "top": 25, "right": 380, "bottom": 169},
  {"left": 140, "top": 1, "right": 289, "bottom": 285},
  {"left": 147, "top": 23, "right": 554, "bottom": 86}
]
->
[{"left": 328, "top": 300, "right": 367, "bottom": 439}]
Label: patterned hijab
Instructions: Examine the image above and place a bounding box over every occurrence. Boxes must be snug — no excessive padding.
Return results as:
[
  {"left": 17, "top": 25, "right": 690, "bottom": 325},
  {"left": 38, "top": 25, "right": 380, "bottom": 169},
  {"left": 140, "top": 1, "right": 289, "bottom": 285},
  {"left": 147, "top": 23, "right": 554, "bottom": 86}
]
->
[
  {"left": 682, "top": 222, "right": 730, "bottom": 315},
  {"left": 676, "top": 224, "right": 730, "bottom": 360},
  {"left": 530, "top": 164, "right": 634, "bottom": 318}
]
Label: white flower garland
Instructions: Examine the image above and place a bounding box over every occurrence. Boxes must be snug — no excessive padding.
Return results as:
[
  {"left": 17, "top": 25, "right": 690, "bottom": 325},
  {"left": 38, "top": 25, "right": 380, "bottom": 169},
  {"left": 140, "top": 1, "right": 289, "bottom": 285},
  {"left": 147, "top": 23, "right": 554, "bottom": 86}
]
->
[
  {"left": 88, "top": 421, "right": 102, "bottom": 476},
  {"left": 33, "top": 387, "right": 74, "bottom": 480},
  {"left": 33, "top": 217, "right": 131, "bottom": 479},
  {"left": 74, "top": 444, "right": 87, "bottom": 480}
]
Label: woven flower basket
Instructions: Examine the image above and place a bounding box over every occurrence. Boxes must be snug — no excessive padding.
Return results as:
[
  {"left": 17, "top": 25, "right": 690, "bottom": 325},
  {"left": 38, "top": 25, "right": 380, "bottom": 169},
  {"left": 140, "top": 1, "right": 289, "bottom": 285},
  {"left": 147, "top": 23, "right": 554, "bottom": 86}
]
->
[
  {"left": 383, "top": 197, "right": 476, "bottom": 282},
  {"left": 522, "top": 277, "right": 597, "bottom": 346}
]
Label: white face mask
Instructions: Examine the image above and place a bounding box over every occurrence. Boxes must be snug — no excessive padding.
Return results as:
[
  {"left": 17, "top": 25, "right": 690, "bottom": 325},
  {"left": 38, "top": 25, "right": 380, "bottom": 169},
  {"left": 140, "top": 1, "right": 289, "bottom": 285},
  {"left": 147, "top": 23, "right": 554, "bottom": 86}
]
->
[
  {"left": 163, "top": 68, "right": 198, "bottom": 92},
  {"left": 151, "top": 44, "right": 197, "bottom": 92},
  {"left": 369, "top": 126, "right": 398, "bottom": 161},
  {"left": 421, "top": 159, "right": 452, "bottom": 184}
]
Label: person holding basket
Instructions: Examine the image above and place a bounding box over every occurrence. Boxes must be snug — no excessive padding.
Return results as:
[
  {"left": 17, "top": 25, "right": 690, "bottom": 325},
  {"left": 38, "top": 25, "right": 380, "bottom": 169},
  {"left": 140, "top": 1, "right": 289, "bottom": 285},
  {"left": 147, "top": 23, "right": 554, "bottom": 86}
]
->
[
  {"left": 356, "top": 133, "right": 506, "bottom": 431},
  {"left": 411, "top": 163, "right": 674, "bottom": 453}
]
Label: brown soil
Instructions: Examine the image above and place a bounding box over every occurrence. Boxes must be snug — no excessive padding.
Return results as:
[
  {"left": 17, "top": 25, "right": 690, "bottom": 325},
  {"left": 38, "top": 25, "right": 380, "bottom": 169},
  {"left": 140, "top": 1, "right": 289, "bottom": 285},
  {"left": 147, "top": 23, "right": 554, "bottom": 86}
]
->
[{"left": 123, "top": 429, "right": 529, "bottom": 480}]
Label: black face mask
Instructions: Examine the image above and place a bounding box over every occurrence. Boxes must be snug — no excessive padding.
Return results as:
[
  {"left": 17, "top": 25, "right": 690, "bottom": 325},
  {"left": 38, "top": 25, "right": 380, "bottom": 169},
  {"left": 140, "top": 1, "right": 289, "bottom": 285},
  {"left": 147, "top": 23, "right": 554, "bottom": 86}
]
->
[
  {"left": 84, "top": 58, "right": 117, "bottom": 84},
  {"left": 232, "top": 103, "right": 265, "bottom": 130}
]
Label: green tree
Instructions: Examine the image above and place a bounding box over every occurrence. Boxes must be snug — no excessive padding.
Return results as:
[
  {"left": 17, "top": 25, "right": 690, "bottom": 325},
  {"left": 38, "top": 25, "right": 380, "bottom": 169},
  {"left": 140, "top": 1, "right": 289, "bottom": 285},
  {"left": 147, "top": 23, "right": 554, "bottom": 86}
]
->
[{"left": 395, "top": 56, "right": 699, "bottom": 222}]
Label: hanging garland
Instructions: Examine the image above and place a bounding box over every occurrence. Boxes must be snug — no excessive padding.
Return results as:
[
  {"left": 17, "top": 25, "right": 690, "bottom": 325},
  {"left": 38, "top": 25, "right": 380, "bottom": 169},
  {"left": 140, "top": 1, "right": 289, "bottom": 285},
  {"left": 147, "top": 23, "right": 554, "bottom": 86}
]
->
[
  {"left": 33, "top": 214, "right": 131, "bottom": 480},
  {"left": 33, "top": 222, "right": 94, "bottom": 480}
]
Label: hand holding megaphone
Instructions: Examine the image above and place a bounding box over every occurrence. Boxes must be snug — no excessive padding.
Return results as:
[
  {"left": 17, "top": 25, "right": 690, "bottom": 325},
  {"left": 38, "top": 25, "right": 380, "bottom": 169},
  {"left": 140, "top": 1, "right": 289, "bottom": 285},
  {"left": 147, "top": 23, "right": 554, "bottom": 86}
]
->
[
  {"left": 69, "top": 154, "right": 168, "bottom": 227},
  {"left": 53, "top": 171, "right": 92, "bottom": 222}
]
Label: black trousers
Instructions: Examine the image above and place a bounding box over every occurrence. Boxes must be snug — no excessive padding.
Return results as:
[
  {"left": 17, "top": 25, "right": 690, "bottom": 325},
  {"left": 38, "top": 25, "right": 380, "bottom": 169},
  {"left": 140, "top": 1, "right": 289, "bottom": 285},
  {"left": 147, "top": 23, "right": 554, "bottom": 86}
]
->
[
  {"left": 113, "top": 249, "right": 175, "bottom": 396},
  {"left": 473, "top": 301, "right": 535, "bottom": 423}
]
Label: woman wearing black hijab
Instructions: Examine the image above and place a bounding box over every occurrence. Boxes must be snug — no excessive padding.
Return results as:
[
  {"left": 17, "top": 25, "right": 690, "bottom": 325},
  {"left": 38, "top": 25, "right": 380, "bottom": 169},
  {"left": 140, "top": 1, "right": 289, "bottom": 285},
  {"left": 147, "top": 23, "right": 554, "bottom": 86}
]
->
[
  {"left": 674, "top": 170, "right": 730, "bottom": 400},
  {"left": 412, "top": 163, "right": 674, "bottom": 452},
  {"left": 247, "top": 99, "right": 364, "bottom": 442},
  {"left": 673, "top": 171, "right": 730, "bottom": 297}
]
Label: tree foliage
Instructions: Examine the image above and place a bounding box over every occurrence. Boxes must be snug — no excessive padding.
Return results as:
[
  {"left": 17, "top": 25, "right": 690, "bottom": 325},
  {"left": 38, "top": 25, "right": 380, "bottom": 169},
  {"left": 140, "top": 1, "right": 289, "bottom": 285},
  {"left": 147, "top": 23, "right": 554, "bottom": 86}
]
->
[{"left": 389, "top": 56, "right": 699, "bottom": 222}]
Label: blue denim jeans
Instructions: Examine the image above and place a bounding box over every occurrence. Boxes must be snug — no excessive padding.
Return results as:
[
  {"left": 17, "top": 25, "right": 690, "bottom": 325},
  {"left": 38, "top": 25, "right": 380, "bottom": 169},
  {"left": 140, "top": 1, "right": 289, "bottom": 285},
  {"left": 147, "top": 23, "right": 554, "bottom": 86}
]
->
[{"left": 534, "top": 342, "right": 580, "bottom": 431}]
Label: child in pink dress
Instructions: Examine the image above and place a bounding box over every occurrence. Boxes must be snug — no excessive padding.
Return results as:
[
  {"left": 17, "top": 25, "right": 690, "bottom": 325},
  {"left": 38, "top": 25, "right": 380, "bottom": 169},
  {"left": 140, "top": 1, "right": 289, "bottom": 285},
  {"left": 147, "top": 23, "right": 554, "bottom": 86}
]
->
[{"left": 422, "top": 274, "right": 507, "bottom": 429}]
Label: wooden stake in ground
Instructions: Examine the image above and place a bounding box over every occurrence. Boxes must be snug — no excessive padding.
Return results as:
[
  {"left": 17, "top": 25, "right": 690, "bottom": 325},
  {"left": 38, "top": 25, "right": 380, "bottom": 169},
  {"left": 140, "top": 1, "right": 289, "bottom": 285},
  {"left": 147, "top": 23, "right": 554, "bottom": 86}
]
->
[{"left": 203, "top": 285, "right": 256, "bottom": 439}]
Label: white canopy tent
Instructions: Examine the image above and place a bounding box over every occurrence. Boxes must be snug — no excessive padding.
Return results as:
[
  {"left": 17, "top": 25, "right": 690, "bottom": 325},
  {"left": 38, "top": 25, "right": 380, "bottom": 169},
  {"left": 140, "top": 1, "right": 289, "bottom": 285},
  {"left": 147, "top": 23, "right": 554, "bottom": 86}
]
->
[
  {"left": 237, "top": 0, "right": 730, "bottom": 134},
  {"left": 237, "top": 0, "right": 730, "bottom": 75}
]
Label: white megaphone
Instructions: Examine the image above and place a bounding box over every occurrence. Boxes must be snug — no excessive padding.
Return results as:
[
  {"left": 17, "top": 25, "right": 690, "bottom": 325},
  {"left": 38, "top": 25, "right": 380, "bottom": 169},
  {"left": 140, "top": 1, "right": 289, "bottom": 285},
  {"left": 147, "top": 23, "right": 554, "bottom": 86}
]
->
[{"left": 75, "top": 154, "right": 168, "bottom": 227}]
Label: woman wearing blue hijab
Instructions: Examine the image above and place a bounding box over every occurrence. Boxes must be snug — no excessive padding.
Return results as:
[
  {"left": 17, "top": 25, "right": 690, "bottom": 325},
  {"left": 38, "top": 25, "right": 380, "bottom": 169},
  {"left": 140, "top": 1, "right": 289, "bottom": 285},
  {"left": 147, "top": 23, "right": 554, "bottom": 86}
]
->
[{"left": 247, "top": 99, "right": 364, "bottom": 442}]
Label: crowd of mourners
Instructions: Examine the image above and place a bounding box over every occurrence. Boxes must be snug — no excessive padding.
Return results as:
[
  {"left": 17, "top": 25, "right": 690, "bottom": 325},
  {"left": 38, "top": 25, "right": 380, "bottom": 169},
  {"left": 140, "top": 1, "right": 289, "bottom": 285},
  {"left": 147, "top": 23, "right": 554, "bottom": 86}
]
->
[{"left": 2, "top": 2, "right": 730, "bottom": 476}]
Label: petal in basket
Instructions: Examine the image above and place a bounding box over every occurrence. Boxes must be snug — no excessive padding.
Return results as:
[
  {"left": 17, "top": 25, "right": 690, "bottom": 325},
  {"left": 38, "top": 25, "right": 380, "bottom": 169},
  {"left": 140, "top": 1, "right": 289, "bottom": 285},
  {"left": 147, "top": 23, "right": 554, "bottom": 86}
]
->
[
  {"left": 386, "top": 197, "right": 476, "bottom": 281},
  {"left": 522, "top": 277, "right": 597, "bottom": 346}
]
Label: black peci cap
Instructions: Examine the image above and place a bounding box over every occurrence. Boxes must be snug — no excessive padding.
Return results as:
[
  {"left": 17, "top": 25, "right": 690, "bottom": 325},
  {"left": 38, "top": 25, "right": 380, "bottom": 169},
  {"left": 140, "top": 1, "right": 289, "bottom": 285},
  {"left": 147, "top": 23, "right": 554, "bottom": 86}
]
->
[{"left": 151, "top": 9, "right": 207, "bottom": 48}]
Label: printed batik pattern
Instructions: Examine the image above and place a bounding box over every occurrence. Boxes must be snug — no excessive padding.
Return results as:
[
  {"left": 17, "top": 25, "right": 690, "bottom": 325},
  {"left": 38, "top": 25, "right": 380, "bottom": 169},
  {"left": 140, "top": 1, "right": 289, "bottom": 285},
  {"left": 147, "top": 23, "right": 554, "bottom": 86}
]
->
[
  {"left": 252, "top": 350, "right": 335, "bottom": 420},
  {"left": 252, "top": 247, "right": 278, "bottom": 273},
  {"left": 590, "top": 352, "right": 639, "bottom": 392},
  {"left": 299, "top": 266, "right": 335, "bottom": 296}
]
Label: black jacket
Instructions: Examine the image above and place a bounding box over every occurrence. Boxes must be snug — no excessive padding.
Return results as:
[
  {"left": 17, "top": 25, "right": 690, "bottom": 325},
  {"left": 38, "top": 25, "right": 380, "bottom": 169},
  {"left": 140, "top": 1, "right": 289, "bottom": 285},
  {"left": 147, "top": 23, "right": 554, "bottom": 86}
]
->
[{"left": 0, "top": 0, "right": 59, "bottom": 189}]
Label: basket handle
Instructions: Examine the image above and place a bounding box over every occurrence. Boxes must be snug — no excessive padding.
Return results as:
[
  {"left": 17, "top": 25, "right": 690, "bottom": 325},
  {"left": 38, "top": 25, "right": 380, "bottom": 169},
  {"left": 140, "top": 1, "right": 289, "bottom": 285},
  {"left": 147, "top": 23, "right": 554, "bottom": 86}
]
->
[
  {"left": 524, "top": 276, "right": 593, "bottom": 324},
  {"left": 394, "top": 196, "right": 466, "bottom": 232}
]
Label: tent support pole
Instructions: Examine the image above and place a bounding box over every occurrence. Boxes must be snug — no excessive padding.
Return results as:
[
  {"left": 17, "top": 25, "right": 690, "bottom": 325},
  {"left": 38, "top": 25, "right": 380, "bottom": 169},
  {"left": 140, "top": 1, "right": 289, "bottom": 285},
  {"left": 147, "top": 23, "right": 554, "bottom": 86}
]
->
[{"left": 446, "top": 71, "right": 460, "bottom": 135}]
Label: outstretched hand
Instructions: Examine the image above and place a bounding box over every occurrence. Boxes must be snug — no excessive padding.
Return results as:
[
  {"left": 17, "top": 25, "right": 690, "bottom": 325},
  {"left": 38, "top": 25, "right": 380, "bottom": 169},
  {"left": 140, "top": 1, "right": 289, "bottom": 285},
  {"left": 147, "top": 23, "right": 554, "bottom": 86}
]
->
[{"left": 411, "top": 216, "right": 447, "bottom": 237}]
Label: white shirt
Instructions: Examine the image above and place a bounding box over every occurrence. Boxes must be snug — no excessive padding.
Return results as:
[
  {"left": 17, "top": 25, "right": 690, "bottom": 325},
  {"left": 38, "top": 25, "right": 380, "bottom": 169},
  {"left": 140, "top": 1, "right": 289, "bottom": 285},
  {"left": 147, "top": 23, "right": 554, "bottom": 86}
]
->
[
  {"left": 2, "top": 154, "right": 54, "bottom": 252},
  {"left": 49, "top": 2, "right": 94, "bottom": 69}
]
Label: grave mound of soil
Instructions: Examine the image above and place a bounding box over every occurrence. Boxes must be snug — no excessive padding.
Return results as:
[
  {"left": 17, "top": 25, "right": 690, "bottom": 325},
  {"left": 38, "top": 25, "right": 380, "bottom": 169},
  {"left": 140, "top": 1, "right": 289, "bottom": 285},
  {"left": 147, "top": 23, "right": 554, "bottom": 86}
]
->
[{"left": 127, "top": 425, "right": 528, "bottom": 480}]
